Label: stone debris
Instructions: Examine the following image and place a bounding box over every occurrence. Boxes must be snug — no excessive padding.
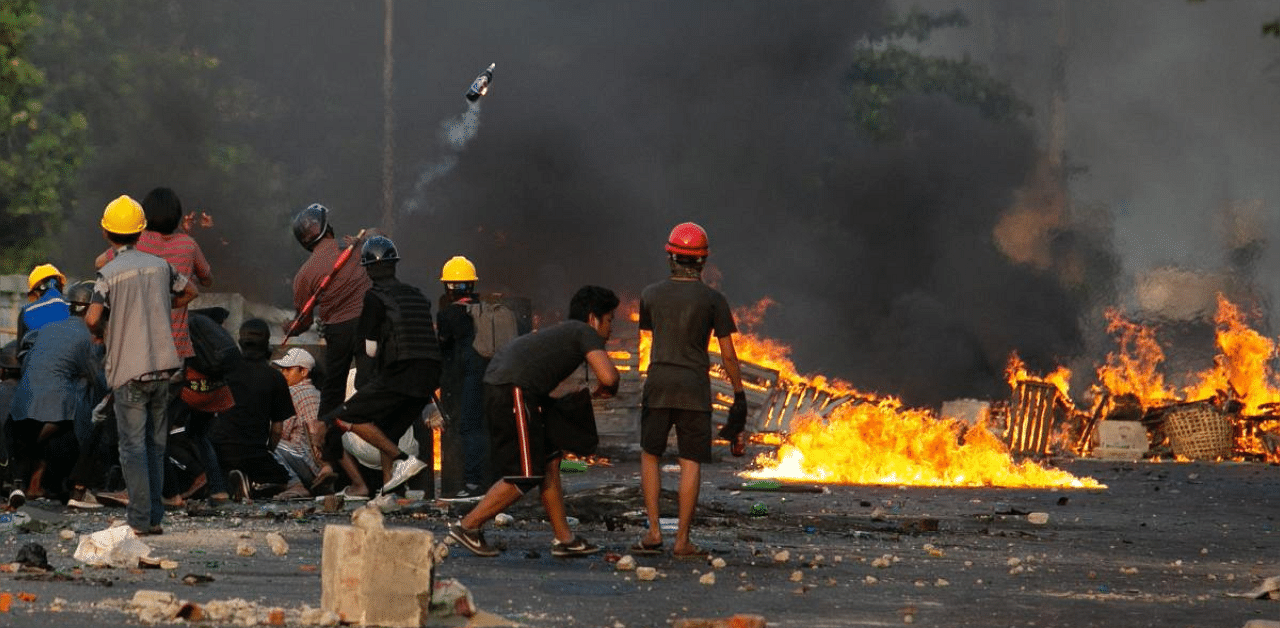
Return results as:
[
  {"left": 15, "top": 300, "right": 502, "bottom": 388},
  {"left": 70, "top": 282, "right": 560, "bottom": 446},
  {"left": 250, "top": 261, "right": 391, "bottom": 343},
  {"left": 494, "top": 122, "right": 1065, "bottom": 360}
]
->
[
  {"left": 265, "top": 532, "right": 289, "bottom": 556},
  {"left": 699, "top": 572, "right": 716, "bottom": 585},
  {"left": 616, "top": 555, "right": 637, "bottom": 571},
  {"left": 58, "top": 529, "right": 76, "bottom": 541},
  {"left": 672, "top": 614, "right": 766, "bottom": 628},
  {"left": 429, "top": 578, "right": 477, "bottom": 618},
  {"left": 636, "top": 566, "right": 658, "bottom": 581},
  {"left": 73, "top": 526, "right": 153, "bottom": 568},
  {"left": 864, "top": 575, "right": 878, "bottom": 584},
  {"left": 322, "top": 504, "right": 436, "bottom": 627},
  {"left": 710, "top": 557, "right": 727, "bottom": 570},
  {"left": 871, "top": 554, "right": 898, "bottom": 568},
  {"left": 237, "top": 541, "right": 257, "bottom": 557},
  {"left": 1027, "top": 512, "right": 1049, "bottom": 525},
  {"left": 494, "top": 513, "right": 515, "bottom": 527},
  {"left": 772, "top": 550, "right": 790, "bottom": 563},
  {"left": 789, "top": 570, "right": 803, "bottom": 582},
  {"left": 1120, "top": 566, "right": 1139, "bottom": 575},
  {"left": 1227, "top": 575, "right": 1280, "bottom": 599}
]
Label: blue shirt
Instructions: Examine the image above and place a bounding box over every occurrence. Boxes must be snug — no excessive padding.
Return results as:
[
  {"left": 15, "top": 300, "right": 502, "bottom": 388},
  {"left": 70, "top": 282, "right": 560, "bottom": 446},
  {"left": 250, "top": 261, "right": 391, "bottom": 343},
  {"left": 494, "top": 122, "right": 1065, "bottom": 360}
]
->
[{"left": 19, "top": 288, "right": 70, "bottom": 339}]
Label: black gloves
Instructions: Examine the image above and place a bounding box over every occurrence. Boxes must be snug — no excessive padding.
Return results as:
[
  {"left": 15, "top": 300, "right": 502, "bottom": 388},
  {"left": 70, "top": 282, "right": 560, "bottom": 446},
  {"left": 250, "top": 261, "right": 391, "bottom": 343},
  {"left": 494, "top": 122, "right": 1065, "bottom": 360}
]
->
[{"left": 719, "top": 391, "right": 749, "bottom": 457}]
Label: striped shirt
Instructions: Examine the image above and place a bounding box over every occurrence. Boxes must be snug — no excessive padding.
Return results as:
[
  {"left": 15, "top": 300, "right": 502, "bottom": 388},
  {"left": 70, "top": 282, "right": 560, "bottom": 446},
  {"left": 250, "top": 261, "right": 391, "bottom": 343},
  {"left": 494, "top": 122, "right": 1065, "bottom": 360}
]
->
[{"left": 103, "top": 231, "right": 211, "bottom": 358}]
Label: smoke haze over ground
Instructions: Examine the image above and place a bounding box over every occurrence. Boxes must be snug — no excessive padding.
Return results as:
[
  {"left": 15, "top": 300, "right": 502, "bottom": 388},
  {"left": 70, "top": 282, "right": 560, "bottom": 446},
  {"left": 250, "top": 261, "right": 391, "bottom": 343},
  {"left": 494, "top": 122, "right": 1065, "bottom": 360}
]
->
[{"left": 44, "top": 1, "right": 1280, "bottom": 407}]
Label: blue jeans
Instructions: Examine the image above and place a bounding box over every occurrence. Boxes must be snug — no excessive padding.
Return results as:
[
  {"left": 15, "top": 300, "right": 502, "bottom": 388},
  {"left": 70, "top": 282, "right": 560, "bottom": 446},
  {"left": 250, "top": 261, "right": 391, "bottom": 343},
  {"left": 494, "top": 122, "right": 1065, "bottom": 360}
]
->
[
  {"left": 185, "top": 410, "right": 228, "bottom": 496},
  {"left": 115, "top": 378, "right": 171, "bottom": 529}
]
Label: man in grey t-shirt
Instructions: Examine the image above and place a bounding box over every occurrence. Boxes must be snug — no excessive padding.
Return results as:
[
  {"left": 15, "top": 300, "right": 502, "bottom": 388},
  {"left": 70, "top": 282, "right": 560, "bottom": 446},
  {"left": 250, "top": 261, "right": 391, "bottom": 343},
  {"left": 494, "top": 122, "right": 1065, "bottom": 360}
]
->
[
  {"left": 634, "top": 222, "right": 746, "bottom": 559},
  {"left": 446, "top": 286, "right": 620, "bottom": 558},
  {"left": 86, "top": 195, "right": 198, "bottom": 536}
]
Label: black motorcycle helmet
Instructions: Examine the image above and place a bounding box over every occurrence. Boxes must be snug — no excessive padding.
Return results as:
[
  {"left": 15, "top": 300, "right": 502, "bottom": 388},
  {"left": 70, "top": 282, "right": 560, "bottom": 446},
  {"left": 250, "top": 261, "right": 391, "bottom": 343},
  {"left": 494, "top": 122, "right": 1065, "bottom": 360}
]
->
[
  {"left": 291, "top": 203, "right": 332, "bottom": 251},
  {"left": 360, "top": 235, "right": 400, "bottom": 266},
  {"left": 65, "top": 280, "right": 95, "bottom": 317}
]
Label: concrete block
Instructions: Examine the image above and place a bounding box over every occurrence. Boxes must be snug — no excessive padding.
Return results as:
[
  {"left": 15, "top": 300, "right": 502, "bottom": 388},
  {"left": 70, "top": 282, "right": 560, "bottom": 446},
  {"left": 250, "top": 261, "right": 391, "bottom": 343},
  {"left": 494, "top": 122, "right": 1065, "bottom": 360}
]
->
[
  {"left": 1092, "top": 421, "right": 1148, "bottom": 460},
  {"left": 322, "top": 507, "right": 436, "bottom": 627}
]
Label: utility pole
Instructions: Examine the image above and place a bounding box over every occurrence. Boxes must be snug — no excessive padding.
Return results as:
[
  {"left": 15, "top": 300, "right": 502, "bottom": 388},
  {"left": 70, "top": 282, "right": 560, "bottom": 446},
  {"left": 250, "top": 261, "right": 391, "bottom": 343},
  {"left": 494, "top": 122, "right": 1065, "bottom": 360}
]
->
[{"left": 380, "top": 0, "right": 396, "bottom": 236}]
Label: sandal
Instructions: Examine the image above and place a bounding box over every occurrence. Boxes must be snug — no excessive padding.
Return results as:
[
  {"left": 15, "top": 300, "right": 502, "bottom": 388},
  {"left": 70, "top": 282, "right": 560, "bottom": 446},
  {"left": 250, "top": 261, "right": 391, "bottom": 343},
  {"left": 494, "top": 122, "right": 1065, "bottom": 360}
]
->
[
  {"left": 673, "top": 544, "right": 711, "bottom": 560},
  {"left": 628, "top": 539, "right": 664, "bottom": 556}
]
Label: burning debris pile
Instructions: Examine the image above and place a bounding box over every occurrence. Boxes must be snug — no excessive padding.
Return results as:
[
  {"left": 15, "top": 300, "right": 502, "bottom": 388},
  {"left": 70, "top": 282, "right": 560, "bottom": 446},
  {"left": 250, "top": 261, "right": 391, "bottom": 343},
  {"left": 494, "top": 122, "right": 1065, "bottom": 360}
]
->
[
  {"left": 607, "top": 298, "right": 1104, "bottom": 489},
  {"left": 611, "top": 290, "right": 1280, "bottom": 492},
  {"left": 1082, "top": 295, "right": 1280, "bottom": 462}
]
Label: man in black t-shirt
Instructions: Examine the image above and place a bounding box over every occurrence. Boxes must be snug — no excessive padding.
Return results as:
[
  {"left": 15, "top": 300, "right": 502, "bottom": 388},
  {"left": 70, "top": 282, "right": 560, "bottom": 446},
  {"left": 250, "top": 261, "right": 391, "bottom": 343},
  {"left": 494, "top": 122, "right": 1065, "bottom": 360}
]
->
[
  {"left": 210, "top": 319, "right": 298, "bottom": 501},
  {"left": 446, "top": 286, "right": 620, "bottom": 558},
  {"left": 634, "top": 222, "right": 747, "bottom": 559}
]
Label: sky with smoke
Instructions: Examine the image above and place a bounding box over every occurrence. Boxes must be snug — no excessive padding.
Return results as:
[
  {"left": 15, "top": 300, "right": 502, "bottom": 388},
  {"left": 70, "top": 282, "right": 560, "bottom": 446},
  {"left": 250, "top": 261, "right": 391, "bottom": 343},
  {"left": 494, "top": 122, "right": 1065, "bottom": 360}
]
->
[{"left": 47, "top": 1, "right": 1280, "bottom": 407}]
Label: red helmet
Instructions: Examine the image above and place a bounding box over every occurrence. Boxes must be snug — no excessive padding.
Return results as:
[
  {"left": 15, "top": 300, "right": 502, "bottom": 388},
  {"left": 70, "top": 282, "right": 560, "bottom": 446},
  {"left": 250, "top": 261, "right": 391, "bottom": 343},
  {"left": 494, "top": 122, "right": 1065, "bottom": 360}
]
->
[{"left": 665, "top": 222, "right": 709, "bottom": 257}]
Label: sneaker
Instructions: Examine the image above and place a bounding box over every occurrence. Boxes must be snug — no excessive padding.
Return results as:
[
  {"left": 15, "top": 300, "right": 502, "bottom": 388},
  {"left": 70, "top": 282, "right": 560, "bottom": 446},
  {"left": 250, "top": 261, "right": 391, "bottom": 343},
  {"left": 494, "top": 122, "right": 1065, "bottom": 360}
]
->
[
  {"left": 447, "top": 521, "right": 500, "bottom": 557},
  {"left": 440, "top": 484, "right": 485, "bottom": 502},
  {"left": 7, "top": 489, "right": 25, "bottom": 510},
  {"left": 382, "top": 457, "right": 428, "bottom": 493},
  {"left": 228, "top": 470, "right": 252, "bottom": 503},
  {"left": 67, "top": 489, "right": 104, "bottom": 510},
  {"left": 551, "top": 535, "right": 600, "bottom": 558}
]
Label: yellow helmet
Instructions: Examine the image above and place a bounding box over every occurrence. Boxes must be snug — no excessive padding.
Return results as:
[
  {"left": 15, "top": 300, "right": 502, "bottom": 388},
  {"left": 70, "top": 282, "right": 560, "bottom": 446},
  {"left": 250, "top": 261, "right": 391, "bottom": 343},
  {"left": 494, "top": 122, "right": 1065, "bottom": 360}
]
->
[
  {"left": 101, "top": 195, "right": 147, "bottom": 234},
  {"left": 27, "top": 264, "right": 65, "bottom": 293},
  {"left": 440, "top": 256, "right": 478, "bottom": 282}
]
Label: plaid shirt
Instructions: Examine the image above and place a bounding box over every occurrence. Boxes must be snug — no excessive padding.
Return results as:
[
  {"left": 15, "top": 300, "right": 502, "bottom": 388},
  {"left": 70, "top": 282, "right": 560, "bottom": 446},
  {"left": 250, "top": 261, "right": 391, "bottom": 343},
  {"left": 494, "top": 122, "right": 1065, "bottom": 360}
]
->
[{"left": 282, "top": 380, "right": 322, "bottom": 451}]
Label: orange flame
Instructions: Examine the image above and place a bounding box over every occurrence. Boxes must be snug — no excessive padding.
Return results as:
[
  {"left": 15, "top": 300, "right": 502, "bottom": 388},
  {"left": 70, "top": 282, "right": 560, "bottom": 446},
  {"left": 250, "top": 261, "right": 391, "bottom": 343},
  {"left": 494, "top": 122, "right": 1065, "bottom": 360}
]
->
[
  {"left": 746, "top": 398, "right": 1103, "bottom": 488},
  {"left": 1183, "top": 296, "right": 1280, "bottom": 413},
  {"left": 1091, "top": 296, "right": 1280, "bottom": 461},
  {"left": 1095, "top": 308, "right": 1175, "bottom": 404},
  {"left": 1004, "top": 352, "right": 1071, "bottom": 400}
]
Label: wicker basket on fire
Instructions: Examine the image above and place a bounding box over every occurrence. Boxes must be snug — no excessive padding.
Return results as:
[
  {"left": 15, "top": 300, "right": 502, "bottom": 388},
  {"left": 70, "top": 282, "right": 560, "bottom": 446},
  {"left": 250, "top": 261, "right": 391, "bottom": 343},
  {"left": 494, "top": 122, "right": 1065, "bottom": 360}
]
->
[{"left": 1163, "top": 402, "right": 1233, "bottom": 460}]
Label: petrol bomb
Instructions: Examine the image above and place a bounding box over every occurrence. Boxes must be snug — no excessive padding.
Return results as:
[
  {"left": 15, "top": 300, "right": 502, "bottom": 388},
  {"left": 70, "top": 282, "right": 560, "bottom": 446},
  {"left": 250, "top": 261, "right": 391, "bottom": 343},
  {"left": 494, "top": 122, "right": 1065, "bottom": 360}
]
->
[{"left": 465, "top": 63, "right": 495, "bottom": 102}]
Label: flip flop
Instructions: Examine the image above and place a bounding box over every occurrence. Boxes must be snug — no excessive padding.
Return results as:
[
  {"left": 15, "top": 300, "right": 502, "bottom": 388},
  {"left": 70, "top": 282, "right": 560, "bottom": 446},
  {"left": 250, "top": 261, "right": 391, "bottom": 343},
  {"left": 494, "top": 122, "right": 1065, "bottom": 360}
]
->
[
  {"left": 628, "top": 540, "right": 664, "bottom": 556},
  {"left": 673, "top": 545, "right": 711, "bottom": 560}
]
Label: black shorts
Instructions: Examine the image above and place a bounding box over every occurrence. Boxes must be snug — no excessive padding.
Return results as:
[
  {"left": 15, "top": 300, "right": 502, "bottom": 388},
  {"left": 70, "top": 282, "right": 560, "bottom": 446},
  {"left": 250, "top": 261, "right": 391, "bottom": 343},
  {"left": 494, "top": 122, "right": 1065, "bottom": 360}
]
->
[
  {"left": 486, "top": 384, "right": 560, "bottom": 493},
  {"left": 640, "top": 407, "right": 712, "bottom": 463},
  {"left": 330, "top": 380, "right": 429, "bottom": 443}
]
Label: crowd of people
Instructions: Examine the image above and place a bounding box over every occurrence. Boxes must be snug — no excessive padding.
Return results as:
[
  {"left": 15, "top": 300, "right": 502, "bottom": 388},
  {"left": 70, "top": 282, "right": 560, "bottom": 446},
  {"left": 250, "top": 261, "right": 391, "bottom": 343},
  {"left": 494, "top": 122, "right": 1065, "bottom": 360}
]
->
[{"left": 0, "top": 189, "right": 750, "bottom": 557}]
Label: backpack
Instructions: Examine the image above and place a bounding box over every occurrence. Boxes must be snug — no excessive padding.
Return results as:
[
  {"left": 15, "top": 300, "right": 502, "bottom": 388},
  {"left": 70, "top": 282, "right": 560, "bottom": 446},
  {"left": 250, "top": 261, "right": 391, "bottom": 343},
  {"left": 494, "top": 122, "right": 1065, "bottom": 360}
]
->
[
  {"left": 187, "top": 310, "right": 240, "bottom": 378},
  {"left": 466, "top": 296, "right": 522, "bottom": 358}
]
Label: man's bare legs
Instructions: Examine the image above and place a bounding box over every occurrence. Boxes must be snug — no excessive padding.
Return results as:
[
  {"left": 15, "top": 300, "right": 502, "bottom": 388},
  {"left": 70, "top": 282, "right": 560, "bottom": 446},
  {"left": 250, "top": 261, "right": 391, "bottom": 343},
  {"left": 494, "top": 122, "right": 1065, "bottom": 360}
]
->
[
  {"left": 460, "top": 459, "right": 573, "bottom": 544},
  {"left": 337, "top": 452, "right": 369, "bottom": 497},
  {"left": 539, "top": 458, "right": 575, "bottom": 544},
  {"left": 459, "top": 481, "right": 523, "bottom": 530},
  {"left": 640, "top": 451, "right": 663, "bottom": 548},
  {"left": 674, "top": 457, "right": 701, "bottom": 554},
  {"left": 640, "top": 451, "right": 701, "bottom": 553}
]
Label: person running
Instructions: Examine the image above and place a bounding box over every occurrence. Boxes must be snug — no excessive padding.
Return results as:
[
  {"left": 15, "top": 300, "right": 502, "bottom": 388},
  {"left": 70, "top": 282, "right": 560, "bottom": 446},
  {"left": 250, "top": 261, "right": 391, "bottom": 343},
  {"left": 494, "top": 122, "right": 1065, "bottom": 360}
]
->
[{"left": 446, "top": 285, "right": 619, "bottom": 558}]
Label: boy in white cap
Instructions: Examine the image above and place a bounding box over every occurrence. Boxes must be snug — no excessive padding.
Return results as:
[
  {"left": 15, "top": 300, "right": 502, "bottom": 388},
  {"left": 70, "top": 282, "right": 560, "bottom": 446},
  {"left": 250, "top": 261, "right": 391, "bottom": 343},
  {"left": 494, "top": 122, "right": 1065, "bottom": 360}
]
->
[{"left": 272, "top": 348, "right": 334, "bottom": 494}]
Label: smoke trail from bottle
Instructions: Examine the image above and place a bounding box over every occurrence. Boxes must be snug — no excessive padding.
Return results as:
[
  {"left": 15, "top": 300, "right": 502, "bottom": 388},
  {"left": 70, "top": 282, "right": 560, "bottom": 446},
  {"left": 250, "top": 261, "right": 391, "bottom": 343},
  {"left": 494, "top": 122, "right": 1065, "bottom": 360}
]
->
[{"left": 402, "top": 101, "right": 482, "bottom": 214}]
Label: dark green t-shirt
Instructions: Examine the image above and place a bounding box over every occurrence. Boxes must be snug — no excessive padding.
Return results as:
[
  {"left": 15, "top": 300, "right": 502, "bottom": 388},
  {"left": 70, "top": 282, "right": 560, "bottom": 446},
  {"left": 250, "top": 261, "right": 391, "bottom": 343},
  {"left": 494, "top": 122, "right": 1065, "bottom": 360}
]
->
[{"left": 639, "top": 278, "right": 737, "bottom": 411}]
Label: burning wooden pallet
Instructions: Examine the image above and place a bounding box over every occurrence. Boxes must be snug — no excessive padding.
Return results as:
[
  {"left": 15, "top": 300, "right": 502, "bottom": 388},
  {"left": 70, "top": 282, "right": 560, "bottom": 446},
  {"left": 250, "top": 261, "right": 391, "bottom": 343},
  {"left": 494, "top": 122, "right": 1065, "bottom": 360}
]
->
[{"left": 710, "top": 356, "right": 855, "bottom": 434}]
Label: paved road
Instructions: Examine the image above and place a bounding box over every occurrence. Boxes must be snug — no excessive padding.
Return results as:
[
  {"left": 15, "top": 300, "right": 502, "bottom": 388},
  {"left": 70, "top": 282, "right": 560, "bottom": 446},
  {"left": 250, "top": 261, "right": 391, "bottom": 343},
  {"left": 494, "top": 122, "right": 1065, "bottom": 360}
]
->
[{"left": 0, "top": 453, "right": 1277, "bottom": 627}]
